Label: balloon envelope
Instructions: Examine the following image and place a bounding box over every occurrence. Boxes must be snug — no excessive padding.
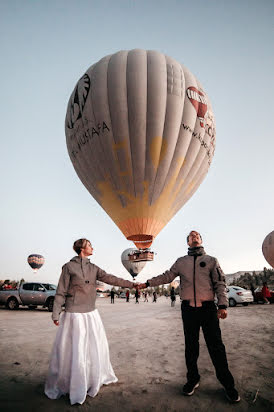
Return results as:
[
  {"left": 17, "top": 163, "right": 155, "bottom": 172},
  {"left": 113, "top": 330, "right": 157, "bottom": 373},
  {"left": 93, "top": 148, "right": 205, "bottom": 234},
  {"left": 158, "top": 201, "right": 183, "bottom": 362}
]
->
[
  {"left": 66, "top": 49, "right": 216, "bottom": 248},
  {"left": 27, "top": 254, "right": 45, "bottom": 272},
  {"left": 121, "top": 248, "right": 146, "bottom": 279},
  {"left": 262, "top": 231, "right": 274, "bottom": 268}
]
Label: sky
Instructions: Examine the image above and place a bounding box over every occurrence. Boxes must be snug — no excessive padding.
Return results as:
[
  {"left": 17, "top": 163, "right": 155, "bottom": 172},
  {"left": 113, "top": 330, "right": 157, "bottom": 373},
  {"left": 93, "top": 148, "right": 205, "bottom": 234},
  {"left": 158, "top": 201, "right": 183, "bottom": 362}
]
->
[{"left": 1, "top": 0, "right": 274, "bottom": 285}]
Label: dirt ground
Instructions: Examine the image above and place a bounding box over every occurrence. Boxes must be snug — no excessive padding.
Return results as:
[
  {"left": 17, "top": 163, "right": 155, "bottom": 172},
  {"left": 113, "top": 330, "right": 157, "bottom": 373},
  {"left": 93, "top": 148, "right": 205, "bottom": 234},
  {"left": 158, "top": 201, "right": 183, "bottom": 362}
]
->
[{"left": 0, "top": 297, "right": 273, "bottom": 412}]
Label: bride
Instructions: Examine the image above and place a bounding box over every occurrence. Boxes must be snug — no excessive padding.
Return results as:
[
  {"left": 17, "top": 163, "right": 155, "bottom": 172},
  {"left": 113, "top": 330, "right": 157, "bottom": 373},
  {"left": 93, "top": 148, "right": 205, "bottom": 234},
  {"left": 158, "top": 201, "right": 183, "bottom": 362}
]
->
[{"left": 45, "top": 238, "right": 135, "bottom": 405}]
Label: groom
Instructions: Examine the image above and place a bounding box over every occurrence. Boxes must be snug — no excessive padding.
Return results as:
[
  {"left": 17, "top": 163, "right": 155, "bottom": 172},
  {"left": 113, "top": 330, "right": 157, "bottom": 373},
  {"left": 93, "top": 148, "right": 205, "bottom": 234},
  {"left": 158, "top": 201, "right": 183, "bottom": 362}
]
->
[{"left": 138, "top": 230, "right": 240, "bottom": 403}]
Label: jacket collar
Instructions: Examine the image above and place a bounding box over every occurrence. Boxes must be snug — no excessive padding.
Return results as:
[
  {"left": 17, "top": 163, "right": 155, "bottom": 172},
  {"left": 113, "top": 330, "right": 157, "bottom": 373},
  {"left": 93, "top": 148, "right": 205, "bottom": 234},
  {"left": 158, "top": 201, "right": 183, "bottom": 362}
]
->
[
  {"left": 187, "top": 246, "right": 206, "bottom": 256},
  {"left": 70, "top": 256, "right": 90, "bottom": 264}
]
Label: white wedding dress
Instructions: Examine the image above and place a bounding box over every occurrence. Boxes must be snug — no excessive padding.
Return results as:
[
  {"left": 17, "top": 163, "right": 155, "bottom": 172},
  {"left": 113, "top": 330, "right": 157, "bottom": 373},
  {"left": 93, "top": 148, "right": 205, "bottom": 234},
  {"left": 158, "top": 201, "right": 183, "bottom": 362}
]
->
[{"left": 45, "top": 309, "right": 118, "bottom": 405}]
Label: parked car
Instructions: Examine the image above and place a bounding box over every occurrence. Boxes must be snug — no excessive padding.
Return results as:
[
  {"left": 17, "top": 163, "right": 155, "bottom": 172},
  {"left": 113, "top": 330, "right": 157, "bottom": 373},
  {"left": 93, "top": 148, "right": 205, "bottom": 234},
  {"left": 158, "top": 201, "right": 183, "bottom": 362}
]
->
[
  {"left": 0, "top": 282, "right": 56, "bottom": 311},
  {"left": 227, "top": 286, "right": 254, "bottom": 307},
  {"left": 254, "top": 287, "right": 274, "bottom": 303},
  {"left": 119, "top": 292, "right": 126, "bottom": 298}
]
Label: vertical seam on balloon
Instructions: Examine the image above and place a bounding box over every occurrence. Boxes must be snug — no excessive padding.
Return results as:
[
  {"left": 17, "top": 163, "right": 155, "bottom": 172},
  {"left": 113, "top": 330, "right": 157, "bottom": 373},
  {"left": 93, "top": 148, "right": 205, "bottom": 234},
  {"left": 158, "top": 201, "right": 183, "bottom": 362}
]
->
[
  {"left": 143, "top": 50, "right": 151, "bottom": 240},
  {"left": 97, "top": 55, "right": 120, "bottom": 195},
  {"left": 93, "top": 56, "right": 124, "bottom": 214},
  {"left": 82, "top": 63, "right": 108, "bottom": 192},
  {"left": 106, "top": 53, "right": 127, "bottom": 208},
  {"left": 120, "top": 51, "right": 135, "bottom": 205},
  {"left": 156, "top": 66, "right": 186, "bottom": 201},
  {"left": 173, "top": 115, "right": 208, "bottom": 205},
  {"left": 126, "top": 51, "right": 137, "bottom": 199},
  {"left": 168, "top": 73, "right": 203, "bottom": 206},
  {"left": 173, "top": 155, "right": 209, "bottom": 214},
  {"left": 148, "top": 56, "right": 168, "bottom": 205},
  {"left": 66, "top": 74, "right": 100, "bottom": 195},
  {"left": 146, "top": 56, "right": 170, "bottom": 241},
  {"left": 136, "top": 50, "right": 147, "bottom": 239},
  {"left": 148, "top": 60, "right": 179, "bottom": 237},
  {"left": 73, "top": 68, "right": 104, "bottom": 199},
  {"left": 141, "top": 50, "right": 149, "bottom": 239}
]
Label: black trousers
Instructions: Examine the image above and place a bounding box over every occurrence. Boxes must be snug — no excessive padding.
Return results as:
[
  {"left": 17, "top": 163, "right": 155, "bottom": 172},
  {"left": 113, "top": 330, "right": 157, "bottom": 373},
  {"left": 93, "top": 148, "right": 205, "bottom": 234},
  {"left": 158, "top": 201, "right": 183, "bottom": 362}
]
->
[{"left": 181, "top": 302, "right": 234, "bottom": 389}]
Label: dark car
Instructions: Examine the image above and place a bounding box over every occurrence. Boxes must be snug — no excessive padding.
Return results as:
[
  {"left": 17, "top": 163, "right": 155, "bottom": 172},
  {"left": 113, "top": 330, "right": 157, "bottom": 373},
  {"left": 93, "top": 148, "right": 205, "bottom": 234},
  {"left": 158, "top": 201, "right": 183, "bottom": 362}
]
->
[{"left": 254, "top": 287, "right": 274, "bottom": 303}]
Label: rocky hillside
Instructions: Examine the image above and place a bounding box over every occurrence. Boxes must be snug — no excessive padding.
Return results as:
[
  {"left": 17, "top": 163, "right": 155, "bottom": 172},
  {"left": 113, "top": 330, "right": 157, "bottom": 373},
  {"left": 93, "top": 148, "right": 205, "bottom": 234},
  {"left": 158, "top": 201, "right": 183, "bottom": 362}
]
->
[{"left": 225, "top": 269, "right": 274, "bottom": 289}]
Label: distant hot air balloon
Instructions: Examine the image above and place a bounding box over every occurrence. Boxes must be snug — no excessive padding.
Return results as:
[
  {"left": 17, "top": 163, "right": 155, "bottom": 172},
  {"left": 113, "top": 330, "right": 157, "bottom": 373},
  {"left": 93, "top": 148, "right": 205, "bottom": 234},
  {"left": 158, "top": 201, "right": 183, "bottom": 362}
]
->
[
  {"left": 27, "top": 254, "right": 45, "bottom": 272},
  {"left": 65, "top": 49, "right": 216, "bottom": 249},
  {"left": 262, "top": 231, "right": 274, "bottom": 268},
  {"left": 121, "top": 248, "right": 147, "bottom": 280}
]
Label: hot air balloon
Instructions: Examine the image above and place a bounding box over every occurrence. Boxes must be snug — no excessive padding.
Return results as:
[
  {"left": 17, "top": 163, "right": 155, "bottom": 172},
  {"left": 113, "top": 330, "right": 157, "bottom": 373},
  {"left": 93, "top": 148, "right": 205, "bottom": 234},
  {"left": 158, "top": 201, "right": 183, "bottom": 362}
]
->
[
  {"left": 121, "top": 248, "right": 147, "bottom": 279},
  {"left": 65, "top": 49, "right": 216, "bottom": 249},
  {"left": 262, "top": 231, "right": 274, "bottom": 268},
  {"left": 27, "top": 254, "right": 45, "bottom": 272}
]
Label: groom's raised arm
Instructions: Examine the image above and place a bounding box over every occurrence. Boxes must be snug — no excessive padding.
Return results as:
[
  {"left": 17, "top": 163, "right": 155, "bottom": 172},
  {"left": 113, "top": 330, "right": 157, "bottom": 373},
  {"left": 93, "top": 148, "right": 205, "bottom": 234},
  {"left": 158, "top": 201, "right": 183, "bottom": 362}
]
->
[{"left": 142, "top": 260, "right": 179, "bottom": 288}]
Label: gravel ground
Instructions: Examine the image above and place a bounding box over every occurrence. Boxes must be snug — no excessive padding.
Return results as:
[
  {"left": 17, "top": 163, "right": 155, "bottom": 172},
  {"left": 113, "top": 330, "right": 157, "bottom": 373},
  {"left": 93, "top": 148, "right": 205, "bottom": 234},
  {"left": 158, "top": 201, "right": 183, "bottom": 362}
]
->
[{"left": 0, "top": 297, "right": 273, "bottom": 412}]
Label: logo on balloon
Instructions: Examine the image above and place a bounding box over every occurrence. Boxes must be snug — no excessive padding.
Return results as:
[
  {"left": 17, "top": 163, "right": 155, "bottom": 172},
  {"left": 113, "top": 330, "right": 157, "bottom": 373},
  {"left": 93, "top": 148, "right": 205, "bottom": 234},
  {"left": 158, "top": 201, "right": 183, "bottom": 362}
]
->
[
  {"left": 67, "top": 74, "right": 90, "bottom": 129},
  {"left": 186, "top": 87, "right": 208, "bottom": 128}
]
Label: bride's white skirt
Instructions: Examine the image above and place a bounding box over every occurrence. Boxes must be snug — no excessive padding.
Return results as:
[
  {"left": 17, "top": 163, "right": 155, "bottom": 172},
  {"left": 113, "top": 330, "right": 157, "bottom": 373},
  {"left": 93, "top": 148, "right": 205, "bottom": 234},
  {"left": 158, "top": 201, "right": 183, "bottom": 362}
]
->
[{"left": 44, "top": 309, "right": 118, "bottom": 405}]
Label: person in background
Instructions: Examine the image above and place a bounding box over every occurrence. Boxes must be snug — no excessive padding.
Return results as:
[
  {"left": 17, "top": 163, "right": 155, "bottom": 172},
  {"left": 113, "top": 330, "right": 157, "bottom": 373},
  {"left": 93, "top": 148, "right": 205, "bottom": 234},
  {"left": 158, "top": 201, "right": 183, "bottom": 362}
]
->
[
  {"left": 152, "top": 291, "right": 157, "bottom": 302},
  {"left": 126, "top": 289, "right": 130, "bottom": 302},
  {"left": 135, "top": 288, "right": 139, "bottom": 304},
  {"left": 250, "top": 283, "right": 256, "bottom": 302},
  {"left": 262, "top": 282, "right": 271, "bottom": 304},
  {"left": 170, "top": 286, "right": 176, "bottom": 307},
  {"left": 110, "top": 289, "right": 115, "bottom": 304},
  {"left": 138, "top": 230, "right": 240, "bottom": 403},
  {"left": 45, "top": 238, "right": 135, "bottom": 405}
]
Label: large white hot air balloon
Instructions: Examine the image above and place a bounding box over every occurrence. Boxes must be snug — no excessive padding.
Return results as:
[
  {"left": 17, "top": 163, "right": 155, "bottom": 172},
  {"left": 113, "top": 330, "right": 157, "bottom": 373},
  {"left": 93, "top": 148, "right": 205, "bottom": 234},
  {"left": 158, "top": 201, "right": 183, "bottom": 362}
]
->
[
  {"left": 66, "top": 49, "right": 216, "bottom": 249},
  {"left": 262, "top": 231, "right": 274, "bottom": 267},
  {"left": 121, "top": 248, "right": 147, "bottom": 279}
]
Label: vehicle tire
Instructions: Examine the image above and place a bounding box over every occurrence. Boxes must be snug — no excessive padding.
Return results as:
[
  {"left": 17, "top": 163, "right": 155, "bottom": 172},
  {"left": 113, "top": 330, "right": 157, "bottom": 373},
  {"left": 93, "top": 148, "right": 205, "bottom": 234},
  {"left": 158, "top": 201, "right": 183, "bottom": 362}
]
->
[
  {"left": 47, "top": 298, "right": 54, "bottom": 312},
  {"left": 242, "top": 302, "right": 248, "bottom": 306},
  {"left": 229, "top": 298, "right": 237, "bottom": 307},
  {"left": 28, "top": 305, "right": 37, "bottom": 310},
  {"left": 6, "top": 298, "right": 19, "bottom": 310}
]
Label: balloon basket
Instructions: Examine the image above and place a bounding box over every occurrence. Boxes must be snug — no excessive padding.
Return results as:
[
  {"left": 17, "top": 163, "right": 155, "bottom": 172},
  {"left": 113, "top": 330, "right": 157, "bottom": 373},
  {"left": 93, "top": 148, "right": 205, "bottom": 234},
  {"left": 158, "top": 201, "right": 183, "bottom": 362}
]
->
[{"left": 128, "top": 250, "right": 154, "bottom": 262}]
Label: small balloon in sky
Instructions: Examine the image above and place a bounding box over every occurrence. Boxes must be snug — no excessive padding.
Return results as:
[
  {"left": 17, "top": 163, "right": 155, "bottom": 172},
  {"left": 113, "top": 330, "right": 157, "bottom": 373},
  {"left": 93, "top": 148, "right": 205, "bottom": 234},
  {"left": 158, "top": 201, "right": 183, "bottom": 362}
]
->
[
  {"left": 262, "top": 231, "right": 274, "bottom": 268},
  {"left": 27, "top": 254, "right": 45, "bottom": 272},
  {"left": 65, "top": 49, "right": 216, "bottom": 249},
  {"left": 121, "top": 248, "right": 146, "bottom": 280}
]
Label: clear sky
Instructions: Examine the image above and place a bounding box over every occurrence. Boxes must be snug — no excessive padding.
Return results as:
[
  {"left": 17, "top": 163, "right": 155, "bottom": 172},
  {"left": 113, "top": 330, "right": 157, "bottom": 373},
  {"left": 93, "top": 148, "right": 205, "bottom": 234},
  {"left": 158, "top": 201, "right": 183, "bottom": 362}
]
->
[{"left": 1, "top": 0, "right": 273, "bottom": 285}]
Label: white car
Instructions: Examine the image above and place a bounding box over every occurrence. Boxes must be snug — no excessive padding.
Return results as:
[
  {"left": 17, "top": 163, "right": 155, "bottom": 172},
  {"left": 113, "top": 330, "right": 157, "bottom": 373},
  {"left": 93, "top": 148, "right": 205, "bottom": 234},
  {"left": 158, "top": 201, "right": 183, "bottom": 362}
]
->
[{"left": 227, "top": 286, "right": 254, "bottom": 307}]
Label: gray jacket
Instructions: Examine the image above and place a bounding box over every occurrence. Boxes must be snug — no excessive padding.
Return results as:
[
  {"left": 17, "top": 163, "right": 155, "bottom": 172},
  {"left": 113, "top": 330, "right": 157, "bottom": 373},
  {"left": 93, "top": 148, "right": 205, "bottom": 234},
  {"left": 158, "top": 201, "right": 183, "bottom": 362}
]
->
[
  {"left": 52, "top": 256, "right": 134, "bottom": 321},
  {"left": 147, "top": 253, "right": 228, "bottom": 308}
]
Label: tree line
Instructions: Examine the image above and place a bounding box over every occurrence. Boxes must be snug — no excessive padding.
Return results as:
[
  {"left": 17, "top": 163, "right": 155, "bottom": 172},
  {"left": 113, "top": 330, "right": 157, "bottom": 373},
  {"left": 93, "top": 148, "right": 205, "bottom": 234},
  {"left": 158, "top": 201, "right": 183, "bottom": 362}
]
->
[{"left": 232, "top": 268, "right": 274, "bottom": 289}]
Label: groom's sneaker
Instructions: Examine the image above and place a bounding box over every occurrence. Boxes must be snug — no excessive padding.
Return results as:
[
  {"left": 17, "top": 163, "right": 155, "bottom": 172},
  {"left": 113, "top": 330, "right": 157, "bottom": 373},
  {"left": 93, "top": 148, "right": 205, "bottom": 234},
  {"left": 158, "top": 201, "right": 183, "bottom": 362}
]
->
[
  {"left": 224, "top": 387, "right": 240, "bottom": 402},
  {"left": 183, "top": 380, "right": 200, "bottom": 396}
]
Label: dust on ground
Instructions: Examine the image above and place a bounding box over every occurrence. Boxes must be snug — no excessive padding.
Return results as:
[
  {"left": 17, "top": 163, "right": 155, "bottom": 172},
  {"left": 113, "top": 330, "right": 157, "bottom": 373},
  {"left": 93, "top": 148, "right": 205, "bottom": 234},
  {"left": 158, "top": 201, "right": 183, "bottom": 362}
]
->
[{"left": 0, "top": 297, "right": 273, "bottom": 412}]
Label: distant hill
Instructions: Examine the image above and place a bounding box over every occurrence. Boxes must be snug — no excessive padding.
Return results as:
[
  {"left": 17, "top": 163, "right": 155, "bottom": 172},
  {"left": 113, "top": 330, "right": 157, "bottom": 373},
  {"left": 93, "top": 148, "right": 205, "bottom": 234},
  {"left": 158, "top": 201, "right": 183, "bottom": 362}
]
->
[
  {"left": 225, "top": 269, "right": 274, "bottom": 289},
  {"left": 225, "top": 271, "right": 262, "bottom": 284}
]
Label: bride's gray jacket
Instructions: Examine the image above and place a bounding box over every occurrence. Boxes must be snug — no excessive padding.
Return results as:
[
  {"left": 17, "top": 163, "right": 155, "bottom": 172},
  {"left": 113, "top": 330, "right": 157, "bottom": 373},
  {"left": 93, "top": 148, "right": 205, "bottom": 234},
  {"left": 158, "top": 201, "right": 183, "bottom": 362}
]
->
[
  {"left": 52, "top": 256, "right": 134, "bottom": 321},
  {"left": 147, "top": 253, "right": 228, "bottom": 308}
]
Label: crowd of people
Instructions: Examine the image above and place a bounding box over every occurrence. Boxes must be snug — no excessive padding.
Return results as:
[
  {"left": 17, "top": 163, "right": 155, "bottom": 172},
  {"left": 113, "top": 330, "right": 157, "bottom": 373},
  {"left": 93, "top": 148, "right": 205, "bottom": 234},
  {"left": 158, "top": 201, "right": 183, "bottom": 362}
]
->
[
  {"left": 109, "top": 281, "right": 273, "bottom": 306},
  {"left": 109, "top": 288, "right": 178, "bottom": 304}
]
